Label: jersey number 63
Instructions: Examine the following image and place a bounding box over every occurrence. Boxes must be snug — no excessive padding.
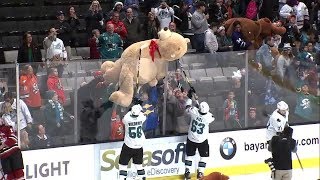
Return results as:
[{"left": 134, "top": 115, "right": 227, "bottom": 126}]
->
[{"left": 191, "top": 120, "right": 205, "bottom": 134}]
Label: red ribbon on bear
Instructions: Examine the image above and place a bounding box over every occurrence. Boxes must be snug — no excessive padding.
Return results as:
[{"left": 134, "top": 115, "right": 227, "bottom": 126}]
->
[{"left": 149, "top": 40, "right": 161, "bottom": 62}]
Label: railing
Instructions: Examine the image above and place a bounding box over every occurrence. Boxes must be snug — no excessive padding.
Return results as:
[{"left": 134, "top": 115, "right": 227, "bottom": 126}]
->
[{"left": 0, "top": 50, "right": 318, "bottom": 151}]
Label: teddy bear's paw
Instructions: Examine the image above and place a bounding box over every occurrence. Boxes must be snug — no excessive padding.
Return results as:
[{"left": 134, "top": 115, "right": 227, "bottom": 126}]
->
[
  {"left": 109, "top": 91, "right": 133, "bottom": 107},
  {"left": 101, "top": 61, "right": 115, "bottom": 72}
]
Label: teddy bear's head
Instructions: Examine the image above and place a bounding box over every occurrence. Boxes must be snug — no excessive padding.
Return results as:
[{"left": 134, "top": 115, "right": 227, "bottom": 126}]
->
[{"left": 158, "top": 28, "right": 190, "bottom": 61}]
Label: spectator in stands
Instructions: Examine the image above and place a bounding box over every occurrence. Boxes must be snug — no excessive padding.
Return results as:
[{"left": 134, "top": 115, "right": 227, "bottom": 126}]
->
[
  {"left": 107, "top": 12, "right": 128, "bottom": 40},
  {"left": 307, "top": 42, "right": 316, "bottom": 56},
  {"left": 299, "top": 25, "right": 312, "bottom": 46},
  {"left": 99, "top": 24, "right": 123, "bottom": 60},
  {"left": 224, "top": 0, "right": 232, "bottom": 18},
  {"left": 277, "top": 44, "right": 295, "bottom": 83},
  {"left": 141, "top": 87, "right": 159, "bottom": 138},
  {"left": 245, "top": 0, "right": 259, "bottom": 20},
  {"left": 124, "top": 0, "right": 140, "bottom": 17},
  {"left": 231, "top": 0, "right": 241, "bottom": 17},
  {"left": 153, "top": 0, "right": 175, "bottom": 29},
  {"left": 47, "top": 68, "right": 65, "bottom": 105},
  {"left": 223, "top": 91, "right": 240, "bottom": 129},
  {"left": 19, "top": 65, "right": 42, "bottom": 123},
  {"left": 79, "top": 99, "right": 106, "bottom": 143},
  {"left": 142, "top": 12, "right": 160, "bottom": 39},
  {"left": 0, "top": 80, "right": 8, "bottom": 101},
  {"left": 67, "top": 6, "right": 80, "bottom": 47},
  {"left": 43, "top": 27, "right": 68, "bottom": 78},
  {"left": 54, "top": 11, "right": 72, "bottom": 61},
  {"left": 280, "top": 15, "right": 300, "bottom": 47},
  {"left": 17, "top": 32, "right": 42, "bottom": 73},
  {"left": 273, "top": 21, "right": 284, "bottom": 45},
  {"left": 256, "top": 36, "right": 275, "bottom": 75},
  {"left": 191, "top": 1, "right": 209, "bottom": 53},
  {"left": 248, "top": 63, "right": 267, "bottom": 104},
  {"left": 169, "top": 69, "right": 188, "bottom": 91},
  {"left": 231, "top": 20, "right": 252, "bottom": 51},
  {"left": 31, "top": 124, "right": 51, "bottom": 149},
  {"left": 304, "top": 67, "right": 318, "bottom": 95},
  {"left": 166, "top": 88, "right": 187, "bottom": 135},
  {"left": 168, "top": 22, "right": 180, "bottom": 33},
  {"left": 208, "top": 0, "right": 228, "bottom": 24},
  {"left": 106, "top": 1, "right": 126, "bottom": 21},
  {"left": 20, "top": 130, "right": 30, "bottom": 150},
  {"left": 176, "top": 2, "right": 193, "bottom": 35},
  {"left": 294, "top": 84, "right": 315, "bottom": 121},
  {"left": 313, "top": 0, "right": 320, "bottom": 31},
  {"left": 44, "top": 90, "right": 74, "bottom": 137},
  {"left": 204, "top": 25, "right": 219, "bottom": 53},
  {"left": 280, "top": 1, "right": 296, "bottom": 20},
  {"left": 0, "top": 92, "right": 33, "bottom": 134},
  {"left": 264, "top": 77, "right": 279, "bottom": 113},
  {"left": 123, "top": 8, "right": 141, "bottom": 49},
  {"left": 247, "top": 107, "right": 264, "bottom": 127},
  {"left": 297, "top": 44, "right": 315, "bottom": 69},
  {"left": 216, "top": 26, "right": 233, "bottom": 52},
  {"left": 279, "top": 0, "right": 287, "bottom": 12},
  {"left": 85, "top": 0, "right": 103, "bottom": 35},
  {"left": 88, "top": 29, "right": 101, "bottom": 59},
  {"left": 294, "top": 0, "right": 310, "bottom": 29}
]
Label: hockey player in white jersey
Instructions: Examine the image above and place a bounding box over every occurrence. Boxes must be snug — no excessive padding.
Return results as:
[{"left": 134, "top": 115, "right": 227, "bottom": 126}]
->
[
  {"left": 184, "top": 88, "right": 215, "bottom": 180},
  {"left": 119, "top": 104, "right": 147, "bottom": 180},
  {"left": 266, "top": 101, "right": 290, "bottom": 142},
  {"left": 265, "top": 101, "right": 290, "bottom": 175}
]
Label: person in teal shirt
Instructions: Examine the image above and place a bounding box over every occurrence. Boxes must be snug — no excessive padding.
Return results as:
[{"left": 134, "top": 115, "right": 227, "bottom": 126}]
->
[
  {"left": 294, "top": 84, "right": 316, "bottom": 121},
  {"left": 99, "top": 23, "right": 123, "bottom": 61}
]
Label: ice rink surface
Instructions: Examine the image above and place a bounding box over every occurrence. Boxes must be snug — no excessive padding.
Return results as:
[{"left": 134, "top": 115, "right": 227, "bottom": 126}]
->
[{"left": 229, "top": 168, "right": 319, "bottom": 180}]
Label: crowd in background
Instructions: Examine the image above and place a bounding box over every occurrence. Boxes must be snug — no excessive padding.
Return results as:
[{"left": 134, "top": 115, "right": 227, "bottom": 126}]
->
[{"left": 0, "top": 0, "right": 319, "bottom": 150}]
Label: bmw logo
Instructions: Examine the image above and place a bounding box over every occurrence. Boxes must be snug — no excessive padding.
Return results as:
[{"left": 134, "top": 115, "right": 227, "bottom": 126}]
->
[{"left": 220, "top": 137, "right": 237, "bottom": 160}]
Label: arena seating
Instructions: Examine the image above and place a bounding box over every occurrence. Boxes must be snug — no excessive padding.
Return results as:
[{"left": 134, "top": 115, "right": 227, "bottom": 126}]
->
[{"left": 0, "top": 0, "right": 120, "bottom": 61}]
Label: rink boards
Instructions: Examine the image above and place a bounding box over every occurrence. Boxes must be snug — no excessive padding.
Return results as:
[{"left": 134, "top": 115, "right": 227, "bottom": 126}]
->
[{"left": 20, "top": 123, "right": 319, "bottom": 180}]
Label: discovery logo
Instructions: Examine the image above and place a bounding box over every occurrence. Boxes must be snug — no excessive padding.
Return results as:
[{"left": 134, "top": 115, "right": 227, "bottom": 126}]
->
[{"left": 220, "top": 137, "right": 237, "bottom": 160}]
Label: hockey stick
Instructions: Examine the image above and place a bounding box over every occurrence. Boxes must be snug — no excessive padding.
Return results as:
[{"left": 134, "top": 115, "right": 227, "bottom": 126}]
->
[
  {"left": 177, "top": 59, "right": 199, "bottom": 105},
  {"left": 235, "top": 119, "right": 243, "bottom": 128},
  {"left": 135, "top": 48, "right": 142, "bottom": 94},
  {"left": 295, "top": 152, "right": 304, "bottom": 171}
]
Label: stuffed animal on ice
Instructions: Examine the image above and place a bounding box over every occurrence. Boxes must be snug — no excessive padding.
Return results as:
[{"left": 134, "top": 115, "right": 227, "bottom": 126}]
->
[{"left": 100, "top": 28, "right": 190, "bottom": 107}]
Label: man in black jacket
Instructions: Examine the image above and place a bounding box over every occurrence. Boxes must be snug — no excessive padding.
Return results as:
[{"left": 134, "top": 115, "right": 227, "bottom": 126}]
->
[
  {"left": 269, "top": 126, "right": 297, "bottom": 180},
  {"left": 54, "top": 11, "right": 72, "bottom": 60}
]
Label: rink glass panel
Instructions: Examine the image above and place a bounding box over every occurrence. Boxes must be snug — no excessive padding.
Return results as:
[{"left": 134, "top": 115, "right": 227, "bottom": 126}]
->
[{"left": 4, "top": 51, "right": 318, "bottom": 151}]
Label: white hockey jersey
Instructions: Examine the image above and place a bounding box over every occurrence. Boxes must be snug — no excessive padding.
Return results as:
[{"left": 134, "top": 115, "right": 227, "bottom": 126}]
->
[
  {"left": 122, "top": 111, "right": 146, "bottom": 149},
  {"left": 266, "top": 109, "right": 289, "bottom": 141},
  {"left": 186, "top": 106, "right": 215, "bottom": 143}
]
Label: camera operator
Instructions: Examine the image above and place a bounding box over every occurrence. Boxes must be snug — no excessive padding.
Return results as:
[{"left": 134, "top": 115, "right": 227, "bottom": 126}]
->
[{"left": 268, "top": 126, "right": 297, "bottom": 180}]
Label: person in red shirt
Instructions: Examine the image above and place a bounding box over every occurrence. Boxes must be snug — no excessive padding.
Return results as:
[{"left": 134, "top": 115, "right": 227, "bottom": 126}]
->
[
  {"left": 107, "top": 12, "right": 127, "bottom": 40},
  {"left": 88, "top": 29, "right": 101, "bottom": 59},
  {"left": 0, "top": 117, "right": 25, "bottom": 180},
  {"left": 19, "top": 64, "right": 42, "bottom": 108},
  {"left": 47, "top": 67, "right": 65, "bottom": 104}
]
